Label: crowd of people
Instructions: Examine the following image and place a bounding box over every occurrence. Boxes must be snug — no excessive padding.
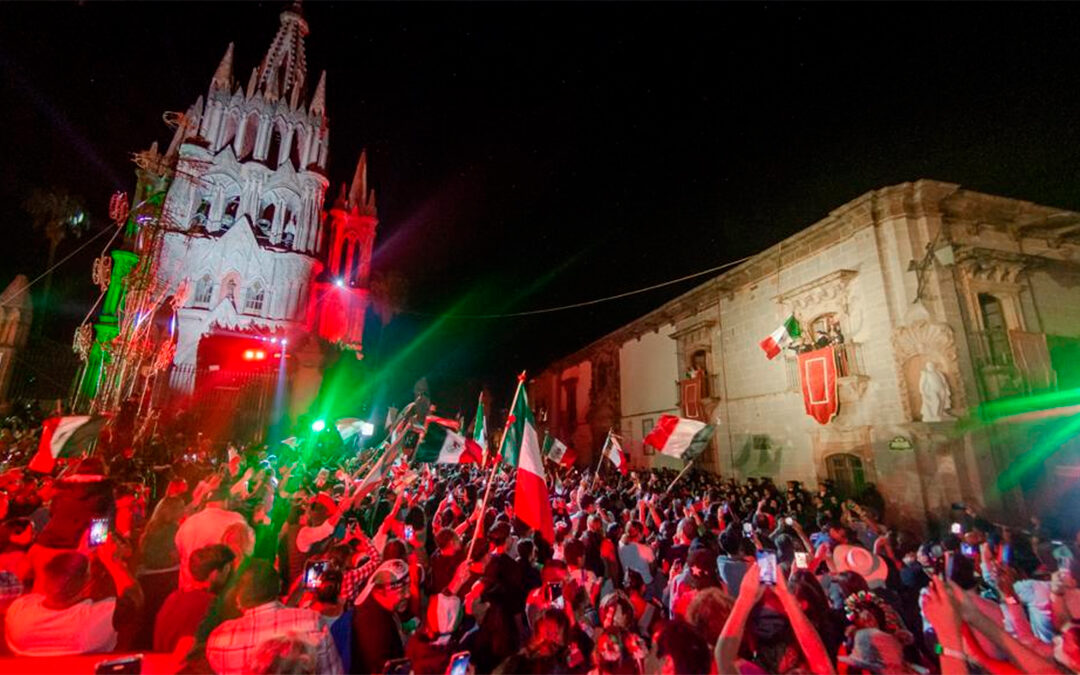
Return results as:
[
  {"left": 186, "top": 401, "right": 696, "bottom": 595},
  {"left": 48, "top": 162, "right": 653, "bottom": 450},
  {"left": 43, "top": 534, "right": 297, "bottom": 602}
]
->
[{"left": 0, "top": 423, "right": 1078, "bottom": 674}]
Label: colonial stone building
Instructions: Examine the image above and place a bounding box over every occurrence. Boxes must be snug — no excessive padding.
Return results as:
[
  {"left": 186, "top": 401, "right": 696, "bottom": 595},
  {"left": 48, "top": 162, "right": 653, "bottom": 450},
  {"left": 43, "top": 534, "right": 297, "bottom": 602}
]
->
[{"left": 531, "top": 180, "right": 1080, "bottom": 529}]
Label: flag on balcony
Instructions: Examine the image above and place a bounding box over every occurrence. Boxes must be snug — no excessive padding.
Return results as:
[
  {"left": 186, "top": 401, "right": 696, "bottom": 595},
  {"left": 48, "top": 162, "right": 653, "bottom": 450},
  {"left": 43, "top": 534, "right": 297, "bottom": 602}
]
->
[
  {"left": 28, "top": 415, "right": 108, "bottom": 474},
  {"left": 798, "top": 345, "right": 839, "bottom": 425},
  {"left": 760, "top": 314, "right": 801, "bottom": 360},
  {"left": 644, "top": 414, "right": 715, "bottom": 460}
]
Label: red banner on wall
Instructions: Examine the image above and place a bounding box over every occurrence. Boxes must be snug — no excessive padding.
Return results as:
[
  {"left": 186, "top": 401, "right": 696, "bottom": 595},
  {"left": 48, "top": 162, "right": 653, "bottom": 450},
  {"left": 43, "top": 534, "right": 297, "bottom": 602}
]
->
[
  {"left": 798, "top": 346, "right": 838, "bottom": 425},
  {"left": 680, "top": 372, "right": 705, "bottom": 421}
]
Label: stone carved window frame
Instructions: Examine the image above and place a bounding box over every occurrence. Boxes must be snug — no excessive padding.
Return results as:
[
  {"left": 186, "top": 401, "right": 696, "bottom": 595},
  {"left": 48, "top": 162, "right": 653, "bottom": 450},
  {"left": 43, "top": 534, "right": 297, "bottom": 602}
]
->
[
  {"left": 774, "top": 270, "right": 860, "bottom": 393},
  {"left": 954, "top": 247, "right": 1031, "bottom": 334},
  {"left": 891, "top": 320, "right": 966, "bottom": 422},
  {"left": 670, "top": 319, "right": 716, "bottom": 397},
  {"left": 811, "top": 425, "right": 875, "bottom": 486}
]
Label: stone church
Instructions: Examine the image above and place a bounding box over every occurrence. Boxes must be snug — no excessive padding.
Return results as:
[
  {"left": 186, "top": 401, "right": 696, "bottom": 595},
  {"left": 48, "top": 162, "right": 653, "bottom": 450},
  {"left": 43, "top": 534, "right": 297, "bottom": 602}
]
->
[
  {"left": 531, "top": 180, "right": 1080, "bottom": 529},
  {"left": 79, "top": 3, "right": 377, "bottom": 431}
]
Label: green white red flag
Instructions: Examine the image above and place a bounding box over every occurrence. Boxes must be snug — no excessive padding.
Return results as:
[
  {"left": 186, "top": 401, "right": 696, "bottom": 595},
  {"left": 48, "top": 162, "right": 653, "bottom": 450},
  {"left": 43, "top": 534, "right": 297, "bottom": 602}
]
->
[
  {"left": 603, "top": 432, "right": 629, "bottom": 474},
  {"left": 542, "top": 434, "right": 576, "bottom": 467},
  {"left": 415, "top": 423, "right": 481, "bottom": 464},
  {"left": 498, "top": 376, "right": 554, "bottom": 543},
  {"left": 643, "top": 414, "right": 715, "bottom": 460},
  {"left": 760, "top": 314, "right": 801, "bottom": 360},
  {"left": 28, "top": 415, "right": 107, "bottom": 474},
  {"left": 466, "top": 393, "right": 488, "bottom": 462}
]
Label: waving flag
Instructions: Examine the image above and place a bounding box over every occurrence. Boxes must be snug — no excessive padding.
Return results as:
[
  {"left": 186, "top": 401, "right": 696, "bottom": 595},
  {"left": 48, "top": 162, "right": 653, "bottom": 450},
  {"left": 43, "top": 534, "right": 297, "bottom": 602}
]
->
[
  {"left": 542, "top": 434, "right": 576, "bottom": 467},
  {"left": 499, "top": 376, "right": 554, "bottom": 543},
  {"left": 644, "top": 414, "right": 715, "bottom": 460},
  {"left": 603, "top": 432, "right": 629, "bottom": 475},
  {"left": 760, "top": 314, "right": 801, "bottom": 360},
  {"left": 465, "top": 393, "right": 488, "bottom": 462},
  {"left": 415, "top": 423, "right": 481, "bottom": 464},
  {"left": 28, "top": 416, "right": 108, "bottom": 474}
]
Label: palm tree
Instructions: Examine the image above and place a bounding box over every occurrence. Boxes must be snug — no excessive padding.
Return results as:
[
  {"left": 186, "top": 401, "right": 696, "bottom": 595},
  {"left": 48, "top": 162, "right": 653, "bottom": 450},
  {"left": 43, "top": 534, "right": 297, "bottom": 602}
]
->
[{"left": 23, "top": 188, "right": 90, "bottom": 330}]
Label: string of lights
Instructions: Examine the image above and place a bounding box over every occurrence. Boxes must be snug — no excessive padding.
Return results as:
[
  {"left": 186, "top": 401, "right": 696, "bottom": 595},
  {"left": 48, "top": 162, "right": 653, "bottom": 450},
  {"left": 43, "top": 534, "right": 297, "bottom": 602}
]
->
[{"left": 404, "top": 254, "right": 756, "bottom": 319}]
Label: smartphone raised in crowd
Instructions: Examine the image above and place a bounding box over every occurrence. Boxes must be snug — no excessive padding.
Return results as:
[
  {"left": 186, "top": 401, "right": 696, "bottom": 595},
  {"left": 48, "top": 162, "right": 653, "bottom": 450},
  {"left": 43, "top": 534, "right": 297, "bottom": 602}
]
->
[
  {"left": 743, "top": 522, "right": 754, "bottom": 537},
  {"left": 794, "top": 551, "right": 809, "bottom": 569},
  {"left": 756, "top": 550, "right": 778, "bottom": 585},
  {"left": 950, "top": 522, "right": 963, "bottom": 535},
  {"left": 448, "top": 651, "right": 471, "bottom": 675},
  {"left": 89, "top": 517, "right": 110, "bottom": 548},
  {"left": 404, "top": 525, "right": 415, "bottom": 541},
  {"left": 303, "top": 560, "right": 329, "bottom": 590}
]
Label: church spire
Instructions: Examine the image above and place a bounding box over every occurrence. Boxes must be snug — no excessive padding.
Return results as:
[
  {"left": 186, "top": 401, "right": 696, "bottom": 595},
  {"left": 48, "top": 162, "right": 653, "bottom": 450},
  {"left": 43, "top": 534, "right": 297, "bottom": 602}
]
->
[
  {"left": 309, "top": 70, "right": 327, "bottom": 117},
  {"left": 347, "top": 150, "right": 377, "bottom": 217},
  {"left": 255, "top": 2, "right": 309, "bottom": 102},
  {"left": 211, "top": 43, "right": 234, "bottom": 91}
]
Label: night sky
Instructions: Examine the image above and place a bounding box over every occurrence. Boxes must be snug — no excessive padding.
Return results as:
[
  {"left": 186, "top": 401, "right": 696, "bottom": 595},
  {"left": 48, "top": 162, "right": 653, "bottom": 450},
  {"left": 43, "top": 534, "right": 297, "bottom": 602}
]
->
[{"left": 3, "top": 1, "right": 1080, "bottom": 412}]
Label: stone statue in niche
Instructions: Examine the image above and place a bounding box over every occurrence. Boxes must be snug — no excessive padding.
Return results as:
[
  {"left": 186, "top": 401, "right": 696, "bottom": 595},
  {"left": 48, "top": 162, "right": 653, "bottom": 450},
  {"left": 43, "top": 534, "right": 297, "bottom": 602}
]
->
[{"left": 919, "top": 361, "right": 953, "bottom": 422}]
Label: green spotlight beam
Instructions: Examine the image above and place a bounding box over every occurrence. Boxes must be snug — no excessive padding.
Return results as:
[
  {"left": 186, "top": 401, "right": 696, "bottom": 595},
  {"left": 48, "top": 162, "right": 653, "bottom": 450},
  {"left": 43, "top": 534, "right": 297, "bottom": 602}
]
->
[{"left": 996, "top": 412, "right": 1080, "bottom": 493}]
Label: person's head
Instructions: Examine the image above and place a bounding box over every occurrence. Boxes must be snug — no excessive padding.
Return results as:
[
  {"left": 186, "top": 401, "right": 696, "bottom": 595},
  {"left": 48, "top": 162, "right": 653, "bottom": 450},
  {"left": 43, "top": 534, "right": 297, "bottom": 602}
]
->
[
  {"left": 625, "top": 569, "right": 646, "bottom": 595},
  {"left": 599, "top": 591, "right": 636, "bottom": 631},
  {"left": 313, "top": 568, "right": 343, "bottom": 605},
  {"left": 588, "top": 513, "right": 604, "bottom": 533},
  {"left": 827, "top": 520, "right": 848, "bottom": 544},
  {"left": 0, "top": 518, "right": 34, "bottom": 552},
  {"left": 236, "top": 559, "right": 281, "bottom": 610},
  {"left": 250, "top": 633, "right": 319, "bottom": 675},
  {"left": 40, "top": 551, "right": 90, "bottom": 608},
  {"left": 625, "top": 521, "right": 644, "bottom": 543},
  {"left": 529, "top": 607, "right": 570, "bottom": 657},
  {"left": 517, "top": 538, "right": 536, "bottom": 564},
  {"left": 564, "top": 538, "right": 585, "bottom": 568},
  {"left": 148, "top": 495, "right": 186, "bottom": 529},
  {"left": 223, "top": 522, "right": 254, "bottom": 563},
  {"left": 654, "top": 619, "right": 712, "bottom": 675},
  {"left": 366, "top": 559, "right": 410, "bottom": 612},
  {"left": 488, "top": 521, "right": 511, "bottom": 550},
  {"left": 434, "top": 528, "right": 462, "bottom": 555},
  {"left": 684, "top": 587, "right": 734, "bottom": 647},
  {"left": 189, "top": 543, "right": 235, "bottom": 593},
  {"left": 677, "top": 517, "right": 697, "bottom": 545}
]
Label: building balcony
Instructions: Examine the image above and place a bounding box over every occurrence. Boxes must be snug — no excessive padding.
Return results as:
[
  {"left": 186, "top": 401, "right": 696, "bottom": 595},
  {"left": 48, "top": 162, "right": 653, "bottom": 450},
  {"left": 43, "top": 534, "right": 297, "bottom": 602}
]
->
[
  {"left": 968, "top": 329, "right": 1056, "bottom": 402},
  {"left": 785, "top": 341, "right": 868, "bottom": 401}
]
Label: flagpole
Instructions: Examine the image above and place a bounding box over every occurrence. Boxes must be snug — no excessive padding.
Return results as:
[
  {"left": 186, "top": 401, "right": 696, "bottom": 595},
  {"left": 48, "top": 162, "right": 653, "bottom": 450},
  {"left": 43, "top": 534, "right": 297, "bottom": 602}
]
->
[
  {"left": 467, "top": 370, "right": 526, "bottom": 561},
  {"left": 665, "top": 458, "right": 695, "bottom": 495},
  {"left": 591, "top": 429, "right": 611, "bottom": 490}
]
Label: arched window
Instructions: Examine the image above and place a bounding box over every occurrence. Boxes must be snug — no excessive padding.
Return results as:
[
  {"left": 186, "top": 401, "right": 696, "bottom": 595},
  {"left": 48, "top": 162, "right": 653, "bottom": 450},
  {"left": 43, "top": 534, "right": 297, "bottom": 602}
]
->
[
  {"left": 825, "top": 453, "right": 866, "bottom": 500},
  {"left": 239, "top": 112, "right": 259, "bottom": 159},
  {"left": 222, "top": 276, "right": 238, "bottom": 303},
  {"left": 267, "top": 127, "right": 283, "bottom": 170},
  {"left": 189, "top": 196, "right": 211, "bottom": 229},
  {"left": 244, "top": 282, "right": 265, "bottom": 314},
  {"left": 257, "top": 202, "right": 275, "bottom": 236},
  {"left": 290, "top": 129, "right": 306, "bottom": 169},
  {"left": 219, "top": 112, "right": 239, "bottom": 151},
  {"left": 193, "top": 275, "right": 214, "bottom": 308},
  {"left": 221, "top": 196, "right": 240, "bottom": 230}
]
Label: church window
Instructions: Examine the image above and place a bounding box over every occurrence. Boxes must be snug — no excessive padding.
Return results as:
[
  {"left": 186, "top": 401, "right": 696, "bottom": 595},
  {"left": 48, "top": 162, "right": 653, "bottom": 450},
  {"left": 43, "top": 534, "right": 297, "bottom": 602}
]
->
[
  {"left": 189, "top": 197, "right": 211, "bottom": 229},
  {"left": 290, "top": 129, "right": 306, "bottom": 169},
  {"left": 825, "top": 453, "right": 866, "bottom": 500},
  {"left": 240, "top": 113, "right": 259, "bottom": 159},
  {"left": 222, "top": 196, "right": 240, "bottom": 230},
  {"left": 222, "top": 276, "right": 238, "bottom": 303},
  {"left": 257, "top": 202, "right": 275, "bottom": 236},
  {"left": 244, "top": 282, "right": 265, "bottom": 314},
  {"left": 267, "top": 128, "right": 283, "bottom": 170},
  {"left": 193, "top": 275, "right": 214, "bottom": 308}
]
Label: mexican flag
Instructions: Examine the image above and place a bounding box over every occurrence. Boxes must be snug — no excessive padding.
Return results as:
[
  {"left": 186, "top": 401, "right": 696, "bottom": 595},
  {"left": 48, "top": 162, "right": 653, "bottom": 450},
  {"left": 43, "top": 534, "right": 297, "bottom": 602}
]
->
[
  {"left": 542, "top": 434, "right": 576, "bottom": 467},
  {"left": 499, "top": 376, "right": 554, "bottom": 542},
  {"left": 759, "top": 314, "right": 801, "bottom": 360},
  {"left": 465, "top": 394, "right": 487, "bottom": 462},
  {"left": 415, "top": 423, "right": 480, "bottom": 464},
  {"left": 603, "top": 433, "right": 629, "bottom": 474},
  {"left": 28, "top": 415, "right": 108, "bottom": 474},
  {"left": 643, "top": 414, "right": 715, "bottom": 459}
]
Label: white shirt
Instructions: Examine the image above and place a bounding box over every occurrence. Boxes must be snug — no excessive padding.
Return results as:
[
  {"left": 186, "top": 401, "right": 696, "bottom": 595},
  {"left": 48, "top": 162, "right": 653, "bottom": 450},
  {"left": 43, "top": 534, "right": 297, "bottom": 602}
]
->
[
  {"left": 4, "top": 594, "right": 117, "bottom": 655},
  {"left": 175, "top": 505, "right": 252, "bottom": 589},
  {"left": 619, "top": 540, "right": 655, "bottom": 585}
]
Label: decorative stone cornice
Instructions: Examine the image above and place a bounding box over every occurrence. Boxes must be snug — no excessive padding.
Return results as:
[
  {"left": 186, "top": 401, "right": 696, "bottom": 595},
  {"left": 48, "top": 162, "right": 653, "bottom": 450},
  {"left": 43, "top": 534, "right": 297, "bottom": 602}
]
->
[
  {"left": 953, "top": 246, "right": 1041, "bottom": 284},
  {"left": 774, "top": 269, "right": 858, "bottom": 311}
]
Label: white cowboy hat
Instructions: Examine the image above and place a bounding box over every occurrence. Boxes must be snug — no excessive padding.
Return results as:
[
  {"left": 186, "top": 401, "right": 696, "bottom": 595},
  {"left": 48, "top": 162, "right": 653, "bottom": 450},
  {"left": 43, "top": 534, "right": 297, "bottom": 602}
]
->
[{"left": 834, "top": 544, "right": 888, "bottom": 588}]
